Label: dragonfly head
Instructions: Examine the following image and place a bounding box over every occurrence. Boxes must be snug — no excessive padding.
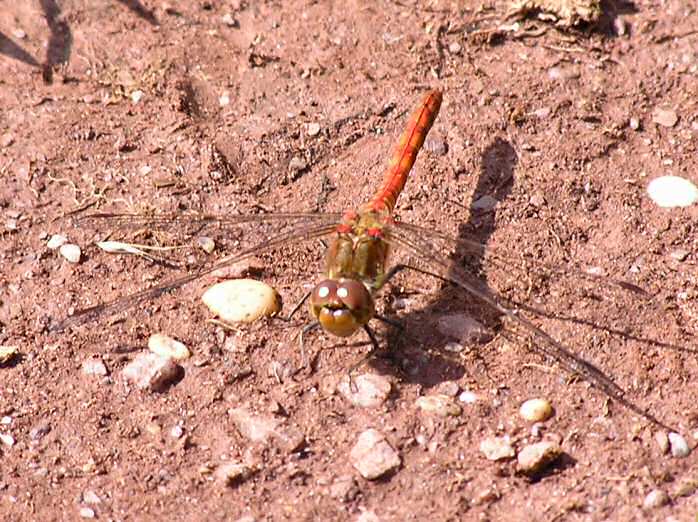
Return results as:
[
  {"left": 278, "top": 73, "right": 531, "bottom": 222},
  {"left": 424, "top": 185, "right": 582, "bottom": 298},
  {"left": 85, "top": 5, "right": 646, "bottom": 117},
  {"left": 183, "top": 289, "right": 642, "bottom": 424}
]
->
[{"left": 309, "top": 278, "right": 374, "bottom": 337}]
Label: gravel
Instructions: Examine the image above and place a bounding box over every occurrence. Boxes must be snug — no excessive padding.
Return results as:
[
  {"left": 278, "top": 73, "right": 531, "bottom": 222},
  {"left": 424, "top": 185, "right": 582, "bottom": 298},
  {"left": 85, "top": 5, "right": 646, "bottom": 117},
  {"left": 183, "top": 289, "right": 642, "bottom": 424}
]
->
[{"left": 349, "top": 429, "right": 401, "bottom": 480}]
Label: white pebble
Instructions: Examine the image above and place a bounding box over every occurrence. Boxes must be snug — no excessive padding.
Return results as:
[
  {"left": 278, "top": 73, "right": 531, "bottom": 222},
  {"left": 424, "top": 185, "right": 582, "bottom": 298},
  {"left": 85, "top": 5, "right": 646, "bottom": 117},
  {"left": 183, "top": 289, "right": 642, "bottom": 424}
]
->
[
  {"left": 229, "top": 407, "right": 305, "bottom": 453},
  {"left": 479, "top": 436, "right": 515, "bottom": 461},
  {"left": 668, "top": 432, "right": 690, "bottom": 458},
  {"left": 59, "top": 243, "right": 81, "bottom": 263},
  {"left": 216, "top": 462, "right": 254, "bottom": 487},
  {"left": 415, "top": 395, "right": 462, "bottom": 417},
  {"left": 0, "top": 416, "right": 11, "bottom": 425},
  {"left": 122, "top": 353, "right": 181, "bottom": 392},
  {"left": 81, "top": 357, "right": 108, "bottom": 377},
  {"left": 47, "top": 234, "right": 68, "bottom": 249},
  {"left": 349, "top": 429, "right": 401, "bottom": 480},
  {"left": 170, "top": 425, "right": 184, "bottom": 439},
  {"left": 643, "top": 489, "right": 669, "bottom": 509},
  {"left": 0, "top": 433, "right": 15, "bottom": 446},
  {"left": 306, "top": 122, "right": 321, "bottom": 137},
  {"left": 652, "top": 107, "right": 678, "bottom": 127},
  {"left": 202, "top": 279, "right": 281, "bottom": 323},
  {"left": 519, "top": 398, "right": 554, "bottom": 422},
  {"left": 459, "top": 390, "right": 478, "bottom": 404},
  {"left": 647, "top": 176, "right": 698, "bottom": 208},
  {"left": 0, "top": 345, "right": 18, "bottom": 364},
  {"left": 148, "top": 333, "right": 191, "bottom": 360},
  {"left": 130, "top": 90, "right": 144, "bottom": 103},
  {"left": 337, "top": 373, "right": 391, "bottom": 408},
  {"left": 517, "top": 440, "right": 562, "bottom": 474},
  {"left": 219, "top": 92, "right": 230, "bottom": 107},
  {"left": 79, "top": 507, "right": 95, "bottom": 519},
  {"left": 197, "top": 236, "right": 216, "bottom": 254},
  {"left": 655, "top": 431, "right": 670, "bottom": 454}
]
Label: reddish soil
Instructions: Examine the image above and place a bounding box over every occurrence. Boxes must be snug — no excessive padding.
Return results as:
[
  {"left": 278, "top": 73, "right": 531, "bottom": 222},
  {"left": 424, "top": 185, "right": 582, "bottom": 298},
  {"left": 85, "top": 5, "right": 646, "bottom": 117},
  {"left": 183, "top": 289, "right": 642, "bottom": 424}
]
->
[{"left": 1, "top": 1, "right": 698, "bottom": 520}]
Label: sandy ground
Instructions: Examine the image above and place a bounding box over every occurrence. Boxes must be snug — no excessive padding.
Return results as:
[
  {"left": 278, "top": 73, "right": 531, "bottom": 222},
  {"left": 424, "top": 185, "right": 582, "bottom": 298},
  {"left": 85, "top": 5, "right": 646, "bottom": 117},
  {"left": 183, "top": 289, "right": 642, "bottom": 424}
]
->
[{"left": 1, "top": 1, "right": 698, "bottom": 520}]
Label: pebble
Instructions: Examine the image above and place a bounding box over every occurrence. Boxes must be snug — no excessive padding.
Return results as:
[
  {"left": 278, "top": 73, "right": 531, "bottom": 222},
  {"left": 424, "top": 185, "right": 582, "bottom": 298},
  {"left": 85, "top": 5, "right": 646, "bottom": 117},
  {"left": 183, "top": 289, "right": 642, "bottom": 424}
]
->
[
  {"left": 197, "top": 236, "right": 216, "bottom": 254},
  {"left": 458, "top": 390, "right": 478, "bottom": 404},
  {"left": 0, "top": 345, "right": 18, "bottom": 365},
  {"left": 202, "top": 279, "right": 281, "bottom": 323},
  {"left": 356, "top": 511, "right": 380, "bottom": 522},
  {"left": 0, "top": 416, "right": 10, "bottom": 425},
  {"left": 130, "top": 90, "right": 144, "bottom": 104},
  {"left": 548, "top": 67, "right": 580, "bottom": 81},
  {"left": 79, "top": 507, "right": 95, "bottom": 519},
  {"left": 643, "top": 489, "right": 669, "bottom": 509},
  {"left": 306, "top": 122, "right": 321, "bottom": 137},
  {"left": 529, "top": 194, "right": 546, "bottom": 208},
  {"left": 81, "top": 357, "right": 108, "bottom": 377},
  {"left": 30, "top": 422, "right": 51, "bottom": 441},
  {"left": 337, "top": 373, "right": 391, "bottom": 408},
  {"left": 229, "top": 407, "right": 305, "bottom": 453},
  {"left": 424, "top": 136, "right": 448, "bottom": 156},
  {"left": 517, "top": 440, "right": 562, "bottom": 474},
  {"left": 349, "top": 429, "right": 401, "bottom": 480},
  {"left": 122, "top": 353, "right": 181, "bottom": 392},
  {"left": 13, "top": 29, "right": 27, "bottom": 39},
  {"left": 148, "top": 333, "right": 191, "bottom": 360},
  {"left": 82, "top": 491, "right": 101, "bottom": 504},
  {"left": 170, "top": 425, "right": 184, "bottom": 439},
  {"left": 479, "top": 436, "right": 515, "bottom": 461},
  {"left": 0, "top": 433, "right": 15, "bottom": 446},
  {"left": 519, "top": 398, "right": 554, "bottom": 422},
  {"left": 434, "top": 381, "right": 460, "bottom": 397},
  {"left": 647, "top": 176, "right": 698, "bottom": 208},
  {"left": 470, "top": 195, "right": 498, "bottom": 212},
  {"left": 448, "top": 41, "right": 462, "bottom": 54},
  {"left": 655, "top": 431, "right": 670, "bottom": 454},
  {"left": 670, "top": 249, "right": 690, "bottom": 262},
  {"left": 652, "top": 107, "right": 678, "bottom": 128},
  {"left": 288, "top": 156, "right": 308, "bottom": 173},
  {"left": 219, "top": 92, "right": 230, "bottom": 107},
  {"left": 436, "top": 314, "right": 493, "bottom": 343},
  {"left": 216, "top": 462, "right": 254, "bottom": 487},
  {"left": 59, "top": 243, "right": 81, "bottom": 263},
  {"left": 533, "top": 107, "right": 551, "bottom": 119},
  {"left": 415, "top": 395, "right": 462, "bottom": 417},
  {"left": 221, "top": 13, "right": 238, "bottom": 28},
  {"left": 47, "top": 234, "right": 67, "bottom": 250},
  {"left": 668, "top": 432, "right": 690, "bottom": 458},
  {"left": 0, "top": 133, "right": 14, "bottom": 148},
  {"left": 329, "top": 475, "right": 359, "bottom": 502},
  {"left": 629, "top": 117, "right": 641, "bottom": 130}
]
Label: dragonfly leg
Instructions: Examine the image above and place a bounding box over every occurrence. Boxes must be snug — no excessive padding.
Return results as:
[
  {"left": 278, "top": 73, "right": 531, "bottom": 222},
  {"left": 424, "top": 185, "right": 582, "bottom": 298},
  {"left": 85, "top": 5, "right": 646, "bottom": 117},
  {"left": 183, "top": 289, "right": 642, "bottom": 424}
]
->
[
  {"left": 383, "top": 263, "right": 451, "bottom": 286},
  {"left": 298, "top": 321, "right": 320, "bottom": 369},
  {"left": 285, "top": 289, "right": 312, "bottom": 322}
]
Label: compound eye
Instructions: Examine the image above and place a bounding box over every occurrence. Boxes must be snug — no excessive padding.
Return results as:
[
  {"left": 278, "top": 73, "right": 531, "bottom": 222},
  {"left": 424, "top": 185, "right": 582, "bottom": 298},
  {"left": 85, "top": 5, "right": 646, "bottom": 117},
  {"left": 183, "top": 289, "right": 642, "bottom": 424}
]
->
[
  {"left": 311, "top": 280, "right": 338, "bottom": 307},
  {"left": 336, "top": 279, "right": 371, "bottom": 311}
]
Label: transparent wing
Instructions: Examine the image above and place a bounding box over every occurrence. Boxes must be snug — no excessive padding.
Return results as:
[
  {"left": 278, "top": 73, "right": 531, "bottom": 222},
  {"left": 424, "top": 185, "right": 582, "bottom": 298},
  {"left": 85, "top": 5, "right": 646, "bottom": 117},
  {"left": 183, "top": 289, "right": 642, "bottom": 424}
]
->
[
  {"left": 386, "top": 220, "right": 673, "bottom": 430},
  {"left": 51, "top": 211, "right": 341, "bottom": 332}
]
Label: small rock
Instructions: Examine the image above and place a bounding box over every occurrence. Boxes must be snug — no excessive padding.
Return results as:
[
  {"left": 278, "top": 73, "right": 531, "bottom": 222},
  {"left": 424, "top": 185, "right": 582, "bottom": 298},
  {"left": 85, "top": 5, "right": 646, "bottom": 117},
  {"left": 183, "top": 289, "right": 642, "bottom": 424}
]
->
[
  {"left": 82, "top": 491, "right": 101, "bottom": 505},
  {"left": 219, "top": 92, "right": 230, "bottom": 107},
  {"left": 59, "top": 243, "right": 81, "bottom": 263},
  {"left": 668, "top": 432, "right": 690, "bottom": 458},
  {"left": 349, "top": 429, "right": 401, "bottom": 480},
  {"left": 470, "top": 195, "right": 498, "bottom": 212},
  {"left": 81, "top": 357, "right": 108, "bottom": 377},
  {"left": 448, "top": 41, "right": 462, "bottom": 54},
  {"left": 356, "top": 510, "right": 380, "bottom": 522},
  {"left": 170, "top": 425, "right": 184, "bottom": 439},
  {"left": 415, "top": 395, "right": 462, "bottom": 417},
  {"left": 337, "top": 373, "right": 391, "bottom": 408},
  {"left": 434, "top": 381, "right": 459, "bottom": 397},
  {"left": 652, "top": 107, "right": 678, "bottom": 128},
  {"left": 148, "top": 333, "right": 191, "bottom": 360},
  {"left": 329, "top": 474, "right": 359, "bottom": 502},
  {"left": 436, "top": 314, "right": 493, "bottom": 343},
  {"left": 459, "top": 390, "right": 478, "bottom": 404},
  {"left": 0, "top": 433, "right": 15, "bottom": 446},
  {"left": 13, "top": 29, "right": 26, "bottom": 39},
  {"left": 79, "top": 507, "right": 95, "bottom": 519},
  {"left": 533, "top": 107, "right": 551, "bottom": 119},
  {"left": 519, "top": 398, "right": 554, "bottom": 422},
  {"left": 529, "top": 194, "right": 546, "bottom": 208},
  {"left": 0, "top": 345, "right": 19, "bottom": 365},
  {"left": 479, "top": 436, "right": 515, "bottom": 461},
  {"left": 229, "top": 407, "right": 305, "bottom": 452},
  {"left": 47, "top": 234, "right": 67, "bottom": 250},
  {"left": 139, "top": 165, "right": 152, "bottom": 176},
  {"left": 221, "top": 13, "right": 238, "bottom": 27},
  {"left": 443, "top": 342, "right": 465, "bottom": 353},
  {"left": 122, "top": 353, "right": 181, "bottom": 392},
  {"left": 197, "top": 236, "right": 216, "bottom": 254},
  {"left": 216, "top": 462, "right": 254, "bottom": 487},
  {"left": 306, "top": 122, "right": 321, "bottom": 137},
  {"left": 130, "top": 90, "right": 144, "bottom": 104},
  {"left": 670, "top": 250, "right": 690, "bottom": 262},
  {"left": 655, "top": 431, "right": 670, "bottom": 454},
  {"left": 517, "top": 440, "right": 562, "bottom": 474},
  {"left": 203, "top": 279, "right": 281, "bottom": 323},
  {"left": 30, "top": 422, "right": 51, "bottom": 441},
  {"left": 288, "top": 156, "right": 307, "bottom": 173},
  {"left": 629, "top": 117, "right": 641, "bottom": 130},
  {"left": 548, "top": 67, "right": 580, "bottom": 81},
  {"left": 0, "top": 416, "right": 10, "bottom": 425},
  {"left": 643, "top": 489, "right": 669, "bottom": 509},
  {"left": 647, "top": 176, "right": 698, "bottom": 208},
  {"left": 0, "top": 133, "right": 14, "bottom": 148}
]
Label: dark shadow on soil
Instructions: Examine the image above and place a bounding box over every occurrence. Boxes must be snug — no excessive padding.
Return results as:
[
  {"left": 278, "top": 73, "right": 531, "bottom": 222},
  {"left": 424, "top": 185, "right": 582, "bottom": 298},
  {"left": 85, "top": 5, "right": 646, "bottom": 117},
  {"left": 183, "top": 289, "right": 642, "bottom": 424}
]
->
[
  {"left": 115, "top": 0, "right": 159, "bottom": 25},
  {"left": 0, "top": 31, "right": 39, "bottom": 67},
  {"left": 40, "top": 0, "right": 72, "bottom": 83}
]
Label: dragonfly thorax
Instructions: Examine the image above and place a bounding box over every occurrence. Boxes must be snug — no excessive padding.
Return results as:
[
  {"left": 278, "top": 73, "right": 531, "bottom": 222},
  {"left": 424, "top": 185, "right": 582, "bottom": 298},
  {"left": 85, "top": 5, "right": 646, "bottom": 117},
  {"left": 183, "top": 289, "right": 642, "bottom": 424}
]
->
[{"left": 309, "top": 278, "right": 375, "bottom": 337}]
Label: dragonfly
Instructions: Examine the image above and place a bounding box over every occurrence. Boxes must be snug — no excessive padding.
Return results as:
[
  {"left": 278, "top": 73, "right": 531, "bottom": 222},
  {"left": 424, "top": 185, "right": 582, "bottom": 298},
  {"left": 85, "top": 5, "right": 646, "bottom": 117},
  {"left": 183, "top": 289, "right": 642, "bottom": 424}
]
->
[{"left": 54, "top": 89, "right": 673, "bottom": 430}]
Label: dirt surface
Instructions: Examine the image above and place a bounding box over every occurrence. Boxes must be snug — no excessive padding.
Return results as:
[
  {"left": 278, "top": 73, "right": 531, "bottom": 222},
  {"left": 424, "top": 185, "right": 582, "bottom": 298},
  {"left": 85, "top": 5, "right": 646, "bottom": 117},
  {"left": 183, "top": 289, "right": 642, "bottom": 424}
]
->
[{"left": 1, "top": 1, "right": 698, "bottom": 520}]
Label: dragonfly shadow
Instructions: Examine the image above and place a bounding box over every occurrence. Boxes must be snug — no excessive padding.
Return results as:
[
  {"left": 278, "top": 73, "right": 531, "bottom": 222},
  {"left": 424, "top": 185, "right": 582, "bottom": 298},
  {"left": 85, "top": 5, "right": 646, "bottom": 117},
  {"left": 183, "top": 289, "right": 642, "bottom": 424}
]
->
[{"left": 381, "top": 137, "right": 516, "bottom": 388}]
